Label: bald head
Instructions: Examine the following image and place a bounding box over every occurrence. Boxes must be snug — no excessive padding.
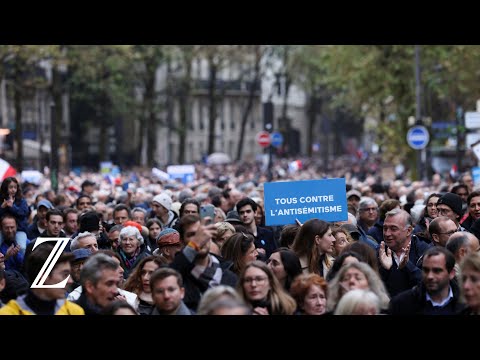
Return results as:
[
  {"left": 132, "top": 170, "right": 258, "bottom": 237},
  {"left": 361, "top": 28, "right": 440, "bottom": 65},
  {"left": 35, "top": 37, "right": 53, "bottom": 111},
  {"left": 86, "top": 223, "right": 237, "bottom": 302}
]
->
[
  {"left": 429, "top": 216, "right": 458, "bottom": 247},
  {"left": 446, "top": 231, "right": 480, "bottom": 262}
]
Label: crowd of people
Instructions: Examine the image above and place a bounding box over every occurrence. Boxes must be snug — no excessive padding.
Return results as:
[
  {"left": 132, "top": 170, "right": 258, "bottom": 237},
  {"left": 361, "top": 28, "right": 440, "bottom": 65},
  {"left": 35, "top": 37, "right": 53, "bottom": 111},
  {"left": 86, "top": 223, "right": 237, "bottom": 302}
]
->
[{"left": 1, "top": 157, "right": 480, "bottom": 315}]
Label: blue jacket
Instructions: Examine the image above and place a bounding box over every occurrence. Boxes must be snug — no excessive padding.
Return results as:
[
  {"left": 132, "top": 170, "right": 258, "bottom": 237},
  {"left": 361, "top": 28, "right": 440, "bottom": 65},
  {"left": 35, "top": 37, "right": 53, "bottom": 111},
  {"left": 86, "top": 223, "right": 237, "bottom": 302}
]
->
[
  {"left": 367, "top": 220, "right": 384, "bottom": 244},
  {"left": 0, "top": 198, "right": 30, "bottom": 233},
  {"left": 0, "top": 230, "right": 29, "bottom": 256},
  {"left": 357, "top": 226, "right": 380, "bottom": 250}
]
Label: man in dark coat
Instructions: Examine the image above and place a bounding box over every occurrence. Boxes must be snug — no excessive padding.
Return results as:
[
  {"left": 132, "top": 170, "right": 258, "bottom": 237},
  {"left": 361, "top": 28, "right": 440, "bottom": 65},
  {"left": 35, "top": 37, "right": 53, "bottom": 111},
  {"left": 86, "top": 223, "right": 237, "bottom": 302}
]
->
[
  {"left": 379, "top": 209, "right": 431, "bottom": 297},
  {"left": 171, "top": 214, "right": 237, "bottom": 311},
  {"left": 389, "top": 247, "right": 466, "bottom": 315}
]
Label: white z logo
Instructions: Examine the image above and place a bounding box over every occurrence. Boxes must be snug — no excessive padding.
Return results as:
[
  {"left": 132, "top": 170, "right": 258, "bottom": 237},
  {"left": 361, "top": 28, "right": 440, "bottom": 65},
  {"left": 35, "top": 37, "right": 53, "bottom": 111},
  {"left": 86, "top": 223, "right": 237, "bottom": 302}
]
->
[{"left": 30, "top": 238, "right": 71, "bottom": 289}]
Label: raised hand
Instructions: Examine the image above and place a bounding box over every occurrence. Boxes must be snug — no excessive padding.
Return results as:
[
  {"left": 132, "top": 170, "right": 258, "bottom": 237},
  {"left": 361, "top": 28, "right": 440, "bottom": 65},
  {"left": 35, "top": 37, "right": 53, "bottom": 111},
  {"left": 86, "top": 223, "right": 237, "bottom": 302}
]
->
[
  {"left": 6, "top": 196, "right": 14, "bottom": 207},
  {"left": 379, "top": 241, "right": 393, "bottom": 270},
  {"left": 191, "top": 223, "right": 217, "bottom": 249},
  {"left": 0, "top": 252, "right": 5, "bottom": 270},
  {"left": 5, "top": 244, "right": 20, "bottom": 260},
  {"left": 256, "top": 248, "right": 266, "bottom": 256},
  {"left": 253, "top": 306, "right": 269, "bottom": 315},
  {"left": 398, "top": 242, "right": 411, "bottom": 269}
]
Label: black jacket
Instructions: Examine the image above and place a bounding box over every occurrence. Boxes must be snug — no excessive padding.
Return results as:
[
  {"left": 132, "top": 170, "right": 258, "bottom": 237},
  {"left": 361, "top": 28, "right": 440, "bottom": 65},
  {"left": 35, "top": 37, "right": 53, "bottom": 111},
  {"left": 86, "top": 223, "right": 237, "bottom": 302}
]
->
[
  {"left": 255, "top": 226, "right": 278, "bottom": 261},
  {"left": 378, "top": 235, "right": 432, "bottom": 297},
  {"left": 170, "top": 249, "right": 237, "bottom": 311},
  {"left": 389, "top": 280, "right": 466, "bottom": 315}
]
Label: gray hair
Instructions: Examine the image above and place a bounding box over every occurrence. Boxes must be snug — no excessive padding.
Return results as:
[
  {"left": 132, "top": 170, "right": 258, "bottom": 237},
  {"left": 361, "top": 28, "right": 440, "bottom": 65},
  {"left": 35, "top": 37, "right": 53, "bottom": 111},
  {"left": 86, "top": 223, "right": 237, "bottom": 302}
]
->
[
  {"left": 358, "top": 197, "right": 377, "bottom": 211},
  {"left": 385, "top": 208, "right": 412, "bottom": 227},
  {"left": 70, "top": 231, "right": 97, "bottom": 251},
  {"left": 178, "top": 189, "right": 194, "bottom": 204},
  {"left": 132, "top": 207, "right": 147, "bottom": 216},
  {"left": 334, "top": 289, "right": 380, "bottom": 315},
  {"left": 108, "top": 224, "right": 124, "bottom": 234},
  {"left": 80, "top": 253, "right": 119, "bottom": 287},
  {"left": 327, "top": 262, "right": 390, "bottom": 312},
  {"left": 347, "top": 212, "right": 357, "bottom": 226},
  {"left": 119, "top": 226, "right": 144, "bottom": 245}
]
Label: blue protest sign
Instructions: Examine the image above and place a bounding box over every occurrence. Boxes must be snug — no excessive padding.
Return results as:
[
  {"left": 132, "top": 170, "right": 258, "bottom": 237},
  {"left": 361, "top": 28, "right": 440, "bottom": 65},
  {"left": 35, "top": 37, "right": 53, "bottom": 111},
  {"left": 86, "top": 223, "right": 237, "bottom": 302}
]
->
[
  {"left": 167, "top": 165, "right": 195, "bottom": 184},
  {"left": 264, "top": 178, "right": 348, "bottom": 226},
  {"left": 472, "top": 167, "right": 480, "bottom": 188}
]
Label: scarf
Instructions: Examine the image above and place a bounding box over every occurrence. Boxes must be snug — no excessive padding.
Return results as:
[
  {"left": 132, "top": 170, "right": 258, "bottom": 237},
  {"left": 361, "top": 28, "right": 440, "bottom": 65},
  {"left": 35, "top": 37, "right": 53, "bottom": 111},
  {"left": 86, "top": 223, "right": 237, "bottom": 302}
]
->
[{"left": 120, "top": 248, "right": 141, "bottom": 269}]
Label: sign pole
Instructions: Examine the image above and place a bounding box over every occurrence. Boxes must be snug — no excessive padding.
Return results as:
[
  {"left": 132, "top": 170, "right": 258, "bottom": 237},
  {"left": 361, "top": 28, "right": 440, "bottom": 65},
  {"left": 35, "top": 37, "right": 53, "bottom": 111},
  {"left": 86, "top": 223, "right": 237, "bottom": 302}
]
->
[{"left": 414, "top": 45, "right": 424, "bottom": 181}]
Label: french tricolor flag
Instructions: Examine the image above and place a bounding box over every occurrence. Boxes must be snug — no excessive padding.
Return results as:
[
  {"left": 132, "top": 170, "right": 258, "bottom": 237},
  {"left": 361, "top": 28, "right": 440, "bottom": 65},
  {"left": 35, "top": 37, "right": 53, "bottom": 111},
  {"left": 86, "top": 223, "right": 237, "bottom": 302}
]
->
[
  {"left": 288, "top": 160, "right": 303, "bottom": 174},
  {"left": 0, "top": 158, "right": 16, "bottom": 180},
  {"left": 450, "top": 164, "right": 458, "bottom": 180}
]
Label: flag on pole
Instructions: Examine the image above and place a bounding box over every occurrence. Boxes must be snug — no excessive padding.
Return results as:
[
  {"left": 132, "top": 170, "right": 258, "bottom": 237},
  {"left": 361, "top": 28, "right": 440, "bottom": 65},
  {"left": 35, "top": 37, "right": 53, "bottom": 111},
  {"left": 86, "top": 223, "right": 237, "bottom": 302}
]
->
[{"left": 0, "top": 158, "right": 16, "bottom": 181}]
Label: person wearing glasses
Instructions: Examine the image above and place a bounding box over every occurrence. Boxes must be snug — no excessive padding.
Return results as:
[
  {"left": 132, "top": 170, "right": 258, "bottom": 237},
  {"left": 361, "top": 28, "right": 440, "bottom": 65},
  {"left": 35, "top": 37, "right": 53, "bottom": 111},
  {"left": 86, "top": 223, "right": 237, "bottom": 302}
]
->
[
  {"left": 357, "top": 197, "right": 379, "bottom": 234},
  {"left": 117, "top": 226, "right": 149, "bottom": 280},
  {"left": 436, "top": 193, "right": 465, "bottom": 230},
  {"left": 237, "top": 260, "right": 296, "bottom": 315},
  {"left": 428, "top": 216, "right": 459, "bottom": 248}
]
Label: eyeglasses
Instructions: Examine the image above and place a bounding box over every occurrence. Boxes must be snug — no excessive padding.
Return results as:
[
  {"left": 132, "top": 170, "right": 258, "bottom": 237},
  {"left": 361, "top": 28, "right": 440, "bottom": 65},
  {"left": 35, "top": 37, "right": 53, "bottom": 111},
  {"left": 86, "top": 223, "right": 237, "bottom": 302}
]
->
[
  {"left": 243, "top": 276, "right": 267, "bottom": 285},
  {"left": 361, "top": 207, "right": 378, "bottom": 212},
  {"left": 437, "top": 208, "right": 453, "bottom": 215},
  {"left": 437, "top": 229, "right": 458, "bottom": 236}
]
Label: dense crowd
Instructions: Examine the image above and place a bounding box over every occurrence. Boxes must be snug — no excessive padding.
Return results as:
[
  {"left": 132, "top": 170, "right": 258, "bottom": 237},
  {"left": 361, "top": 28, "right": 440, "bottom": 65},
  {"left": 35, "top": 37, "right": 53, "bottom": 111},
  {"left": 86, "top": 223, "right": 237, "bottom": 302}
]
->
[{"left": 1, "top": 157, "right": 480, "bottom": 315}]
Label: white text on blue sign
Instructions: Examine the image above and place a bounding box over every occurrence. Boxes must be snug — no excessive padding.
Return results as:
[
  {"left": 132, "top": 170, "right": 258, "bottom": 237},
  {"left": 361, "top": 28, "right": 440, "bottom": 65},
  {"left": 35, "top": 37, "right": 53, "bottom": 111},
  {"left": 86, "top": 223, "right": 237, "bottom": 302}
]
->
[{"left": 264, "top": 178, "right": 348, "bottom": 226}]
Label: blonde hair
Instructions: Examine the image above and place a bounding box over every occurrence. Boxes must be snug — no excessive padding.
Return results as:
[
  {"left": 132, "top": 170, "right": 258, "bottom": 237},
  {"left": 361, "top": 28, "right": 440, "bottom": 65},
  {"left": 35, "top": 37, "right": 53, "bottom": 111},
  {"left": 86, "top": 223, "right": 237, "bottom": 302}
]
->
[
  {"left": 215, "top": 221, "right": 235, "bottom": 237},
  {"left": 196, "top": 285, "right": 245, "bottom": 315}
]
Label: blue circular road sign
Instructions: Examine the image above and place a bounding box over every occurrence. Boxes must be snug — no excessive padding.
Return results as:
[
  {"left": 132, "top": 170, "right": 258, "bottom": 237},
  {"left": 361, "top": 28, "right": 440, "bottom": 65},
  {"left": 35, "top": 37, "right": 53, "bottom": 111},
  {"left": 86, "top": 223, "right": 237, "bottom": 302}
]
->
[
  {"left": 407, "top": 125, "right": 429, "bottom": 150},
  {"left": 270, "top": 132, "right": 284, "bottom": 148}
]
